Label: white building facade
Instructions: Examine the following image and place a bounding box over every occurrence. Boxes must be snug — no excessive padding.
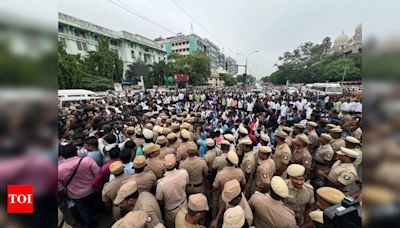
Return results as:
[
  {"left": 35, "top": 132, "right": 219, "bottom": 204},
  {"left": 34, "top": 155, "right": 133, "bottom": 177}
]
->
[{"left": 58, "top": 13, "right": 167, "bottom": 79}]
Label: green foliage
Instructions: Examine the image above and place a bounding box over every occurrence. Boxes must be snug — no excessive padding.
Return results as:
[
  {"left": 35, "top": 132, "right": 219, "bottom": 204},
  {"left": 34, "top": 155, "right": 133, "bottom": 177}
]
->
[
  {"left": 219, "top": 73, "right": 237, "bottom": 86},
  {"left": 58, "top": 37, "right": 123, "bottom": 91},
  {"left": 237, "top": 74, "right": 256, "bottom": 85},
  {"left": 268, "top": 37, "right": 361, "bottom": 84}
]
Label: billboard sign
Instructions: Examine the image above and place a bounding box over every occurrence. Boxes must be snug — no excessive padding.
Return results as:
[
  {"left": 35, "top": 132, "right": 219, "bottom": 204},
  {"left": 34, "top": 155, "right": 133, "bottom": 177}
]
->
[{"left": 174, "top": 74, "right": 189, "bottom": 82}]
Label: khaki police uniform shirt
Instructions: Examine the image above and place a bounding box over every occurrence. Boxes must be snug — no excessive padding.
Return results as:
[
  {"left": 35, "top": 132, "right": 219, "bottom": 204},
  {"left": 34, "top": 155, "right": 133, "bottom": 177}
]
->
[
  {"left": 308, "top": 130, "right": 319, "bottom": 149},
  {"left": 127, "top": 171, "right": 157, "bottom": 193},
  {"left": 285, "top": 136, "right": 293, "bottom": 148},
  {"left": 226, "top": 193, "right": 253, "bottom": 226},
  {"left": 271, "top": 143, "right": 291, "bottom": 171},
  {"left": 212, "top": 166, "right": 246, "bottom": 191},
  {"left": 314, "top": 144, "right": 334, "bottom": 171},
  {"left": 248, "top": 191, "right": 296, "bottom": 228},
  {"left": 241, "top": 152, "right": 256, "bottom": 175},
  {"left": 353, "top": 148, "right": 362, "bottom": 169},
  {"left": 168, "top": 140, "right": 181, "bottom": 150},
  {"left": 102, "top": 174, "right": 131, "bottom": 205},
  {"left": 176, "top": 142, "right": 190, "bottom": 162},
  {"left": 330, "top": 138, "right": 346, "bottom": 152},
  {"left": 133, "top": 192, "right": 163, "bottom": 228},
  {"left": 328, "top": 160, "right": 358, "bottom": 192},
  {"left": 145, "top": 157, "right": 166, "bottom": 179},
  {"left": 255, "top": 158, "right": 276, "bottom": 187},
  {"left": 204, "top": 148, "right": 222, "bottom": 170},
  {"left": 212, "top": 153, "right": 228, "bottom": 171},
  {"left": 156, "top": 169, "right": 189, "bottom": 211},
  {"left": 179, "top": 156, "right": 208, "bottom": 185},
  {"left": 175, "top": 208, "right": 201, "bottom": 228},
  {"left": 292, "top": 147, "right": 312, "bottom": 170},
  {"left": 159, "top": 147, "right": 176, "bottom": 160},
  {"left": 283, "top": 179, "right": 314, "bottom": 225}
]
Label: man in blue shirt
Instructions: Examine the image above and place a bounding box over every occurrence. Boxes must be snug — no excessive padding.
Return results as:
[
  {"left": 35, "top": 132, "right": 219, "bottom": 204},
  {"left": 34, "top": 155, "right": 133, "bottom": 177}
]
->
[{"left": 85, "top": 137, "right": 103, "bottom": 167}]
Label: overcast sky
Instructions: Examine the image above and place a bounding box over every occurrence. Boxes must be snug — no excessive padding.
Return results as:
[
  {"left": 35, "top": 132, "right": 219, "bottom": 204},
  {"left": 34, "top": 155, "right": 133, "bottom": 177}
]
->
[{"left": 57, "top": 0, "right": 390, "bottom": 79}]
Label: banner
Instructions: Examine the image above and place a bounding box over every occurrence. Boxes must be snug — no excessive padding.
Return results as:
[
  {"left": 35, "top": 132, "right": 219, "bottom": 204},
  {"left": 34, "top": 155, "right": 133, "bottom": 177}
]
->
[{"left": 174, "top": 74, "right": 189, "bottom": 81}]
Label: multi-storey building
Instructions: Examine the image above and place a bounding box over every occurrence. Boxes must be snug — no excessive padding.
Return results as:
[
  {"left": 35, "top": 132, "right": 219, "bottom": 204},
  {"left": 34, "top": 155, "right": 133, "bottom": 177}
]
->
[
  {"left": 156, "top": 33, "right": 238, "bottom": 75},
  {"left": 58, "top": 13, "right": 167, "bottom": 78}
]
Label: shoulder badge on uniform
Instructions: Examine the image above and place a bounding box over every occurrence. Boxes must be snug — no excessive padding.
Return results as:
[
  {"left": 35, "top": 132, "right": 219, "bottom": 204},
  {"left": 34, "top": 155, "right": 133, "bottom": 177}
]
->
[
  {"left": 146, "top": 215, "right": 152, "bottom": 223},
  {"left": 344, "top": 175, "right": 351, "bottom": 180}
]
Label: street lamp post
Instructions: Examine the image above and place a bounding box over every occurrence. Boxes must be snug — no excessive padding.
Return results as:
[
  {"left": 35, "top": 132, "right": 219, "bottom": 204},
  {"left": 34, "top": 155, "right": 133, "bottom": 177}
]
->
[
  {"left": 341, "top": 66, "right": 349, "bottom": 83},
  {"left": 236, "top": 50, "right": 259, "bottom": 85}
]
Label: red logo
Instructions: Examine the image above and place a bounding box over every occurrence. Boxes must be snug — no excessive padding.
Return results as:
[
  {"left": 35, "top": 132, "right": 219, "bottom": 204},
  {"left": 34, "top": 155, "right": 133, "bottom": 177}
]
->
[{"left": 7, "top": 185, "right": 34, "bottom": 213}]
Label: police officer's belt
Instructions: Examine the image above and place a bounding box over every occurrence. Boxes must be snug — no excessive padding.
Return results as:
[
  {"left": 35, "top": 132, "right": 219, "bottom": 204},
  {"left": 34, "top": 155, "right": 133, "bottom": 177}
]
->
[{"left": 187, "top": 182, "right": 203, "bottom": 188}]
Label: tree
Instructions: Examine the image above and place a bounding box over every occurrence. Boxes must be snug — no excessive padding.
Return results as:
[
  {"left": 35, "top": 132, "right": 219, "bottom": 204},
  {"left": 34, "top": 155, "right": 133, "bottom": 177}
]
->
[
  {"left": 219, "top": 73, "right": 237, "bottom": 86},
  {"left": 269, "top": 37, "right": 361, "bottom": 84},
  {"left": 322, "top": 55, "right": 361, "bottom": 81},
  {"left": 58, "top": 41, "right": 86, "bottom": 89},
  {"left": 84, "top": 37, "right": 123, "bottom": 84}
]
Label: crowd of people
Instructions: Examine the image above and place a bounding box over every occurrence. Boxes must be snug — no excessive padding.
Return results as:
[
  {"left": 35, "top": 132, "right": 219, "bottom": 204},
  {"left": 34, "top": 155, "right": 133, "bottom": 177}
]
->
[{"left": 57, "top": 88, "right": 362, "bottom": 228}]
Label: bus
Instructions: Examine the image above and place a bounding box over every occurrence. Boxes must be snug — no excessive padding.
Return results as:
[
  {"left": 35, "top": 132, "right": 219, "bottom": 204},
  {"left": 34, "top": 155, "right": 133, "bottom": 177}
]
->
[
  {"left": 306, "top": 83, "right": 343, "bottom": 97},
  {"left": 58, "top": 89, "right": 101, "bottom": 107}
]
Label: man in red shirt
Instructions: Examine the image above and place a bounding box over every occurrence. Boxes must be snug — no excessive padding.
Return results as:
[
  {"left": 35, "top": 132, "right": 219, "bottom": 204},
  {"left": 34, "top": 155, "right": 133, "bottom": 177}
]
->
[{"left": 92, "top": 144, "right": 121, "bottom": 190}]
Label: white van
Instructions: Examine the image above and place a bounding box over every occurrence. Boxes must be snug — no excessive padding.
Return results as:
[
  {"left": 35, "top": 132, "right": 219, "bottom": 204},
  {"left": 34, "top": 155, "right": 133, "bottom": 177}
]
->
[
  {"left": 58, "top": 89, "right": 101, "bottom": 107},
  {"left": 308, "top": 83, "right": 343, "bottom": 96}
]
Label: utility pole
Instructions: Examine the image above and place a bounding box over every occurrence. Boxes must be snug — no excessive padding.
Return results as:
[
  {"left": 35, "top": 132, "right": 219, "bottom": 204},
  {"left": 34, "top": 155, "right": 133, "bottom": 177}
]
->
[
  {"left": 341, "top": 66, "right": 348, "bottom": 83},
  {"left": 236, "top": 50, "right": 259, "bottom": 86}
]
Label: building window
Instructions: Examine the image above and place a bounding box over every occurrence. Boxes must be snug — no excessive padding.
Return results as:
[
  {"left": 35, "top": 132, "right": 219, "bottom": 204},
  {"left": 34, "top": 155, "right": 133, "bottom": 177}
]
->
[
  {"left": 76, "top": 41, "right": 88, "bottom": 51},
  {"left": 131, "top": 50, "right": 135, "bottom": 58},
  {"left": 110, "top": 39, "right": 119, "bottom": 47},
  {"left": 77, "top": 41, "right": 82, "bottom": 50},
  {"left": 58, "top": 25, "right": 64, "bottom": 33},
  {"left": 60, "top": 38, "right": 67, "bottom": 48},
  {"left": 74, "top": 30, "right": 85, "bottom": 38},
  {"left": 145, "top": 48, "right": 149, "bottom": 52}
]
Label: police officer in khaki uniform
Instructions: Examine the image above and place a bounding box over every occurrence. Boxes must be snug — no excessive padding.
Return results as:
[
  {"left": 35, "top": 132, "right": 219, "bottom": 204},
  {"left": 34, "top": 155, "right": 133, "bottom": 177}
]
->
[
  {"left": 143, "top": 143, "right": 166, "bottom": 179},
  {"left": 236, "top": 126, "right": 249, "bottom": 157},
  {"left": 102, "top": 161, "right": 131, "bottom": 220},
  {"left": 176, "top": 129, "right": 191, "bottom": 163},
  {"left": 239, "top": 138, "right": 256, "bottom": 199},
  {"left": 212, "top": 140, "right": 230, "bottom": 171},
  {"left": 166, "top": 132, "right": 180, "bottom": 151},
  {"left": 271, "top": 131, "right": 291, "bottom": 177},
  {"left": 212, "top": 151, "right": 246, "bottom": 218},
  {"left": 156, "top": 136, "right": 175, "bottom": 160},
  {"left": 114, "top": 180, "right": 163, "bottom": 228},
  {"left": 293, "top": 123, "right": 306, "bottom": 137},
  {"left": 130, "top": 155, "right": 157, "bottom": 193},
  {"left": 211, "top": 179, "right": 253, "bottom": 228},
  {"left": 318, "top": 147, "right": 358, "bottom": 195},
  {"left": 175, "top": 193, "right": 209, "bottom": 228},
  {"left": 283, "top": 164, "right": 314, "bottom": 226},
  {"left": 329, "top": 127, "right": 345, "bottom": 152},
  {"left": 179, "top": 142, "right": 208, "bottom": 195},
  {"left": 292, "top": 134, "right": 312, "bottom": 176},
  {"left": 111, "top": 211, "right": 148, "bottom": 228},
  {"left": 345, "top": 136, "right": 362, "bottom": 169},
  {"left": 203, "top": 138, "right": 221, "bottom": 171},
  {"left": 134, "top": 127, "right": 145, "bottom": 149},
  {"left": 223, "top": 134, "right": 236, "bottom": 152},
  {"left": 313, "top": 133, "right": 334, "bottom": 173},
  {"left": 302, "top": 187, "right": 345, "bottom": 228},
  {"left": 306, "top": 121, "right": 319, "bottom": 152},
  {"left": 282, "top": 126, "right": 293, "bottom": 148},
  {"left": 248, "top": 176, "right": 296, "bottom": 228},
  {"left": 254, "top": 146, "right": 275, "bottom": 193},
  {"left": 156, "top": 154, "right": 189, "bottom": 228}
]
